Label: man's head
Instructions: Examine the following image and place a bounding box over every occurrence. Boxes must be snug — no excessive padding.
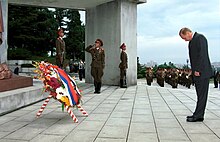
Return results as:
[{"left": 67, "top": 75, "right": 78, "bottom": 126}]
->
[
  {"left": 179, "top": 27, "right": 193, "bottom": 41},
  {"left": 120, "top": 43, "right": 126, "bottom": 50},
  {"left": 57, "top": 28, "right": 64, "bottom": 37},
  {"left": 95, "top": 39, "right": 103, "bottom": 47}
]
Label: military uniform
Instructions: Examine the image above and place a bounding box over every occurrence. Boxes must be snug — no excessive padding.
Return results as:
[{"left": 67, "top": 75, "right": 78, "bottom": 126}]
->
[
  {"left": 119, "top": 50, "right": 128, "bottom": 88},
  {"left": 185, "top": 69, "right": 193, "bottom": 89},
  {"left": 85, "top": 43, "right": 105, "bottom": 93},
  {"left": 146, "top": 67, "right": 153, "bottom": 86},
  {"left": 56, "top": 29, "right": 65, "bottom": 68},
  {"left": 217, "top": 71, "right": 220, "bottom": 89},
  {"left": 170, "top": 69, "right": 178, "bottom": 88},
  {"left": 156, "top": 68, "right": 165, "bottom": 87},
  {"left": 214, "top": 70, "right": 219, "bottom": 88}
]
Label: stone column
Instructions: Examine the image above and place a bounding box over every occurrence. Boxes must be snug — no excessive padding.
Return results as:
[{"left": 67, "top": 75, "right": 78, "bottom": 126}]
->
[
  {"left": 0, "top": 0, "right": 8, "bottom": 64},
  {"left": 85, "top": 0, "right": 137, "bottom": 86}
]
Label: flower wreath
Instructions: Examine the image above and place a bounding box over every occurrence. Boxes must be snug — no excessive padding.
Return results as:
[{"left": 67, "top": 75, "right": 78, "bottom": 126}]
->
[{"left": 33, "top": 61, "right": 81, "bottom": 106}]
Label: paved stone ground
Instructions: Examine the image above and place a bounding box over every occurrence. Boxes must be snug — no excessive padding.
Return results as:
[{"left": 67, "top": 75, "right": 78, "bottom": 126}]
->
[{"left": 0, "top": 79, "right": 220, "bottom": 142}]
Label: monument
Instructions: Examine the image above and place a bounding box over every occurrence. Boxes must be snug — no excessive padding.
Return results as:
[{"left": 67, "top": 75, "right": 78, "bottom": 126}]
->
[{"left": 4, "top": 0, "right": 146, "bottom": 86}]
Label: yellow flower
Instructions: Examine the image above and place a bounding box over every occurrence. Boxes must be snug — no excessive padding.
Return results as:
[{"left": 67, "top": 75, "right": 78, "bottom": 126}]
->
[{"left": 60, "top": 96, "right": 70, "bottom": 106}]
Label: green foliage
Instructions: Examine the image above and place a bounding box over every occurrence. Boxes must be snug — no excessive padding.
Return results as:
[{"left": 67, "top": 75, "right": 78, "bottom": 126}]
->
[
  {"left": 137, "top": 57, "right": 146, "bottom": 78},
  {"left": 182, "top": 64, "right": 190, "bottom": 69},
  {"left": 157, "top": 62, "right": 177, "bottom": 69},
  {"left": 8, "top": 48, "right": 32, "bottom": 60},
  {"left": 21, "top": 64, "right": 34, "bottom": 68},
  {"left": 138, "top": 67, "right": 146, "bottom": 78},
  {"left": 8, "top": 5, "right": 85, "bottom": 61},
  {"left": 65, "top": 9, "right": 85, "bottom": 60},
  {"left": 8, "top": 5, "right": 58, "bottom": 58}
]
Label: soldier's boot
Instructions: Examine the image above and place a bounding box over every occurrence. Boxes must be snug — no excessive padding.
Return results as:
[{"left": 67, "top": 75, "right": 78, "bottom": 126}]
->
[
  {"left": 161, "top": 82, "right": 164, "bottom": 87},
  {"left": 120, "top": 79, "right": 127, "bottom": 88},
  {"left": 97, "top": 82, "right": 101, "bottom": 94},
  {"left": 94, "top": 82, "right": 98, "bottom": 93},
  {"left": 123, "top": 79, "right": 127, "bottom": 88},
  {"left": 147, "top": 80, "right": 151, "bottom": 86},
  {"left": 120, "top": 79, "right": 124, "bottom": 88}
]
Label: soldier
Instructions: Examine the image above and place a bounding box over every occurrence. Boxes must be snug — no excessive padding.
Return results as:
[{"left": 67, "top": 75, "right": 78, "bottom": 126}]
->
[
  {"left": 186, "top": 69, "right": 193, "bottom": 89},
  {"left": 170, "top": 68, "right": 178, "bottom": 88},
  {"left": 165, "top": 68, "right": 171, "bottom": 84},
  {"left": 56, "top": 28, "right": 65, "bottom": 68},
  {"left": 214, "top": 70, "right": 219, "bottom": 88},
  {"left": 119, "top": 43, "right": 128, "bottom": 88},
  {"left": 86, "top": 39, "right": 105, "bottom": 93},
  {"left": 216, "top": 71, "right": 220, "bottom": 89},
  {"left": 156, "top": 68, "right": 165, "bottom": 87},
  {"left": 146, "top": 67, "right": 153, "bottom": 86}
]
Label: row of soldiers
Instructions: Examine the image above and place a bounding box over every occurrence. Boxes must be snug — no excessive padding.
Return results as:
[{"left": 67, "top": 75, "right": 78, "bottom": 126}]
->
[{"left": 146, "top": 67, "right": 194, "bottom": 89}]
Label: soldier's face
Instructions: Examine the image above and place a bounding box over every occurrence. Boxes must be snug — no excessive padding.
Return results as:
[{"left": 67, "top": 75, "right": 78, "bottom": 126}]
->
[
  {"left": 95, "top": 41, "right": 101, "bottom": 47},
  {"left": 59, "top": 32, "right": 64, "bottom": 37}
]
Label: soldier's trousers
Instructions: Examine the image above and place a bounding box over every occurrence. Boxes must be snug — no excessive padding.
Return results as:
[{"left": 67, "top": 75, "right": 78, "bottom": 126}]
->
[
  {"left": 120, "top": 69, "right": 126, "bottom": 79},
  {"left": 56, "top": 58, "right": 64, "bottom": 69},
  {"left": 91, "top": 67, "right": 104, "bottom": 92},
  {"left": 91, "top": 67, "right": 104, "bottom": 83},
  {"left": 120, "top": 69, "right": 127, "bottom": 87}
]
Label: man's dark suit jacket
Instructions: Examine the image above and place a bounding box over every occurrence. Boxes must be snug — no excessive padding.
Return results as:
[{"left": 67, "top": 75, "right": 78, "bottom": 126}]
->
[{"left": 188, "top": 32, "right": 212, "bottom": 80}]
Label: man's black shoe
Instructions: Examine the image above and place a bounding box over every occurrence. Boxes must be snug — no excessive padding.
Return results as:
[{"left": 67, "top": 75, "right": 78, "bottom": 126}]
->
[
  {"left": 186, "top": 117, "right": 204, "bottom": 122},
  {"left": 186, "top": 115, "right": 194, "bottom": 119}
]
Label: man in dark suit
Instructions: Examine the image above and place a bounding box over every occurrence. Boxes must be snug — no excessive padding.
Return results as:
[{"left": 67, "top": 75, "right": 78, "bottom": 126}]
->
[{"left": 179, "top": 27, "right": 212, "bottom": 122}]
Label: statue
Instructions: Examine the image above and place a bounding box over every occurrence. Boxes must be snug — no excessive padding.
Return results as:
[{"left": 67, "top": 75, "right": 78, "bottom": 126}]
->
[{"left": 0, "top": 64, "right": 12, "bottom": 80}]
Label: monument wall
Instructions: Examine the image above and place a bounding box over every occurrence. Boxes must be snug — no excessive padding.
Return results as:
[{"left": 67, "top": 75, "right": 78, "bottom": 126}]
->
[{"left": 85, "top": 0, "right": 137, "bottom": 86}]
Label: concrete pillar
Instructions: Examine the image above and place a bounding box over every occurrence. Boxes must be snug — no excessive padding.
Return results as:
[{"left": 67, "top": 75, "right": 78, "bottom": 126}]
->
[
  {"left": 0, "top": 0, "right": 8, "bottom": 64},
  {"left": 85, "top": 0, "right": 137, "bottom": 86}
]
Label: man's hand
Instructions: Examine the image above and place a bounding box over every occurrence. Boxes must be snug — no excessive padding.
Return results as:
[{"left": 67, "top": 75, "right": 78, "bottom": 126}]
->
[{"left": 194, "top": 71, "right": 200, "bottom": 76}]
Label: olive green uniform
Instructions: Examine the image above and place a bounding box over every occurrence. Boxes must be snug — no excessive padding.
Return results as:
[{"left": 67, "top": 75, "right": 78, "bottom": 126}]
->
[
  {"left": 85, "top": 45, "right": 105, "bottom": 93},
  {"left": 170, "top": 69, "right": 178, "bottom": 88},
  {"left": 56, "top": 37, "right": 65, "bottom": 68},
  {"left": 119, "top": 51, "right": 128, "bottom": 87},
  {"left": 146, "top": 68, "right": 153, "bottom": 86}
]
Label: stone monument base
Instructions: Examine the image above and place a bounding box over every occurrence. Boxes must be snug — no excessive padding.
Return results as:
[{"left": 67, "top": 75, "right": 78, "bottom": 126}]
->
[{"left": 0, "top": 75, "right": 33, "bottom": 92}]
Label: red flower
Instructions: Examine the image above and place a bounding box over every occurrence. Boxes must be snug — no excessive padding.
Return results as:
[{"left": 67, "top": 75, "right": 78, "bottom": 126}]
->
[{"left": 47, "top": 77, "right": 61, "bottom": 89}]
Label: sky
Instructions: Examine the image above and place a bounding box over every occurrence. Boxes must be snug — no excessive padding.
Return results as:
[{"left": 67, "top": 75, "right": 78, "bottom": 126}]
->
[
  {"left": 137, "top": 0, "right": 220, "bottom": 65},
  {"left": 80, "top": 0, "right": 220, "bottom": 65}
]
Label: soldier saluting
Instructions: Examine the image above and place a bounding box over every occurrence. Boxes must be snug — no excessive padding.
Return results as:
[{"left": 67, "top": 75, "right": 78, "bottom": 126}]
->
[
  {"left": 86, "top": 39, "right": 105, "bottom": 94},
  {"left": 119, "top": 43, "right": 128, "bottom": 88}
]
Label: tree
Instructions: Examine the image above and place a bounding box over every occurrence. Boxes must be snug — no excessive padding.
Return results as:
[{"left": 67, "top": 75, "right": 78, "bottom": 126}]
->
[
  {"left": 8, "top": 5, "right": 57, "bottom": 59},
  {"left": 137, "top": 57, "right": 146, "bottom": 78},
  {"left": 65, "top": 9, "right": 85, "bottom": 61},
  {"left": 8, "top": 5, "right": 85, "bottom": 62}
]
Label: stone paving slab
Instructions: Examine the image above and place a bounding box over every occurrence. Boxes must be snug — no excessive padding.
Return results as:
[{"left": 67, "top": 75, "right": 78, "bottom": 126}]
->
[{"left": 0, "top": 79, "right": 220, "bottom": 142}]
